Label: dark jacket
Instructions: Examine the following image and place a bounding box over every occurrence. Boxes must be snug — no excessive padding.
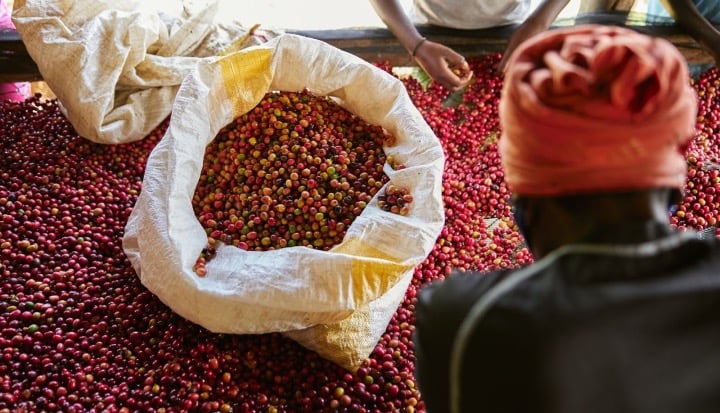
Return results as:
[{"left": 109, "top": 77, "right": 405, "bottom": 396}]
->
[{"left": 414, "top": 223, "right": 720, "bottom": 413}]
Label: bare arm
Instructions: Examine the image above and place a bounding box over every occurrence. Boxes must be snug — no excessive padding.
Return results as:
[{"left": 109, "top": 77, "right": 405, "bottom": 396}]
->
[
  {"left": 662, "top": 0, "right": 720, "bottom": 64},
  {"left": 369, "top": 0, "right": 472, "bottom": 91},
  {"left": 497, "top": 0, "right": 571, "bottom": 73},
  {"left": 369, "top": 0, "right": 425, "bottom": 53}
]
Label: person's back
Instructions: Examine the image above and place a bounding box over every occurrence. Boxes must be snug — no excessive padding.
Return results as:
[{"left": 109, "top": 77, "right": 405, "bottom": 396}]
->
[
  {"left": 415, "top": 226, "right": 720, "bottom": 412},
  {"left": 412, "top": 24, "right": 720, "bottom": 413}
]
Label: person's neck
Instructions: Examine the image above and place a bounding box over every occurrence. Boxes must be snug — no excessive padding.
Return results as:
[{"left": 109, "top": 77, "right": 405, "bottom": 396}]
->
[{"left": 527, "top": 190, "right": 677, "bottom": 259}]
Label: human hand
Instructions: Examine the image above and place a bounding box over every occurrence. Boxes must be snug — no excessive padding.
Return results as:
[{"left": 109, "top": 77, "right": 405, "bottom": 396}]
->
[{"left": 414, "top": 40, "right": 472, "bottom": 92}]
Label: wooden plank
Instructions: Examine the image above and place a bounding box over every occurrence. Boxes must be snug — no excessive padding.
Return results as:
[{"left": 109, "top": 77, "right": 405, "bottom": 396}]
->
[
  {"left": 289, "top": 25, "right": 517, "bottom": 66},
  {"left": 0, "top": 29, "right": 43, "bottom": 82},
  {"left": 1, "top": 14, "right": 715, "bottom": 83},
  {"left": 290, "top": 17, "right": 714, "bottom": 67}
]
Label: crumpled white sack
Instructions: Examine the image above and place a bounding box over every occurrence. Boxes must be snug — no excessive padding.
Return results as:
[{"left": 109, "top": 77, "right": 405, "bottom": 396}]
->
[
  {"left": 122, "top": 33, "right": 445, "bottom": 370},
  {"left": 12, "top": 0, "right": 279, "bottom": 144}
]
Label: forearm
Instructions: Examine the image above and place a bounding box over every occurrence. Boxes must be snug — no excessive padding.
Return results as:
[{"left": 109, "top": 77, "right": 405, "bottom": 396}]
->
[
  {"left": 369, "top": 0, "right": 424, "bottom": 53},
  {"left": 663, "top": 0, "right": 720, "bottom": 52},
  {"left": 525, "top": 0, "right": 572, "bottom": 27}
]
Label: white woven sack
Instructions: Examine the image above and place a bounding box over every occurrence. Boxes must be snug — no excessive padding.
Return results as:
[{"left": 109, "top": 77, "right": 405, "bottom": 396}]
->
[
  {"left": 122, "top": 33, "right": 445, "bottom": 371},
  {"left": 12, "top": 0, "right": 278, "bottom": 144}
]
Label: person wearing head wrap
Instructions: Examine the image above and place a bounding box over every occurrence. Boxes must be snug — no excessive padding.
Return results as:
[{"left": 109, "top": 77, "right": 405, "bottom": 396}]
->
[{"left": 413, "top": 25, "right": 720, "bottom": 413}]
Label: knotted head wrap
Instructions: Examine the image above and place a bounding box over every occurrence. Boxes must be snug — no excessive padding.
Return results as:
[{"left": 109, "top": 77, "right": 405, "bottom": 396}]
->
[{"left": 499, "top": 24, "right": 698, "bottom": 196}]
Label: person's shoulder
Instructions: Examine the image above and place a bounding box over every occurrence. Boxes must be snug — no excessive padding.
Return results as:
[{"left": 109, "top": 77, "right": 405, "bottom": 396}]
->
[
  {"left": 705, "top": 233, "right": 720, "bottom": 248},
  {"left": 696, "top": 234, "right": 720, "bottom": 267},
  {"left": 416, "top": 268, "right": 516, "bottom": 314},
  {"left": 679, "top": 232, "right": 720, "bottom": 263},
  {"left": 413, "top": 269, "right": 519, "bottom": 348}
]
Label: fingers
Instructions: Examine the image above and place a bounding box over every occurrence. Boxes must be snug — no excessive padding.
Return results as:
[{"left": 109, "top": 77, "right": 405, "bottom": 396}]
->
[
  {"left": 435, "top": 65, "right": 471, "bottom": 92},
  {"left": 415, "top": 42, "right": 473, "bottom": 91},
  {"left": 437, "top": 56, "right": 472, "bottom": 91},
  {"left": 414, "top": 42, "right": 476, "bottom": 91}
]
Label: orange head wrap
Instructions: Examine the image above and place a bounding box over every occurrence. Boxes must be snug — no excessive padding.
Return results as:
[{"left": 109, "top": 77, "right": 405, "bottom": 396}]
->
[{"left": 499, "top": 24, "right": 698, "bottom": 196}]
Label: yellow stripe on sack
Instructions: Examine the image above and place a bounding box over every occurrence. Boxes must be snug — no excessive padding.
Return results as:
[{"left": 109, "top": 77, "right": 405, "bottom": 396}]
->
[
  {"left": 219, "top": 47, "right": 273, "bottom": 119},
  {"left": 334, "top": 238, "right": 415, "bottom": 304}
]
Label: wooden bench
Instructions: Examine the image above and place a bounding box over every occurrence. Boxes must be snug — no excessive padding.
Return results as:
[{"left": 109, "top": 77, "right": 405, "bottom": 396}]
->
[
  {"left": 294, "top": 14, "right": 715, "bottom": 68},
  {"left": 0, "top": 12, "right": 714, "bottom": 83}
]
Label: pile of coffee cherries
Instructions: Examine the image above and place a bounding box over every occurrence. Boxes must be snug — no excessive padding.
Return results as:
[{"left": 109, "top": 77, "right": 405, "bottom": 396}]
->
[
  {"left": 192, "top": 89, "right": 411, "bottom": 275},
  {"left": 1, "top": 57, "right": 718, "bottom": 412}
]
